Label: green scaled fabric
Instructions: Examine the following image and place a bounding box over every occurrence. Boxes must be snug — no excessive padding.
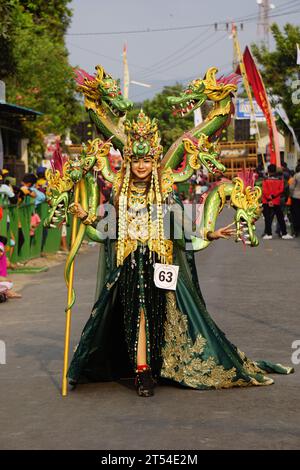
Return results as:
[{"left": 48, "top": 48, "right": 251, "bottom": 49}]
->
[{"left": 68, "top": 196, "right": 294, "bottom": 388}]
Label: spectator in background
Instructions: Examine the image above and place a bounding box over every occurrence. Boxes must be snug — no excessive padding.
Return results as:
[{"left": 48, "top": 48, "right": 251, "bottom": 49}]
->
[
  {"left": 21, "top": 173, "right": 46, "bottom": 206},
  {"left": 1, "top": 168, "right": 17, "bottom": 189},
  {"left": 281, "top": 162, "right": 291, "bottom": 182},
  {"left": 262, "top": 164, "right": 293, "bottom": 240},
  {"left": 15, "top": 174, "right": 45, "bottom": 256},
  {"left": 0, "top": 170, "right": 16, "bottom": 202},
  {"left": 285, "top": 170, "right": 295, "bottom": 230},
  {"left": 30, "top": 212, "right": 41, "bottom": 245},
  {"left": 275, "top": 166, "right": 290, "bottom": 236},
  {"left": 255, "top": 164, "right": 265, "bottom": 179},
  {"left": 36, "top": 166, "right": 48, "bottom": 194},
  {"left": 0, "top": 241, "right": 21, "bottom": 299},
  {"left": 290, "top": 164, "right": 300, "bottom": 237}
]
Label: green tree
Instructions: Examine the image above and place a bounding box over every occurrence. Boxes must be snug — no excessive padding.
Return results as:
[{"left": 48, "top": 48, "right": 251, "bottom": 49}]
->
[
  {"left": 0, "top": 0, "right": 17, "bottom": 76},
  {"left": 6, "top": 6, "right": 79, "bottom": 132},
  {"left": 0, "top": 0, "right": 82, "bottom": 165},
  {"left": 19, "top": 0, "right": 72, "bottom": 39},
  {"left": 252, "top": 23, "right": 300, "bottom": 139}
]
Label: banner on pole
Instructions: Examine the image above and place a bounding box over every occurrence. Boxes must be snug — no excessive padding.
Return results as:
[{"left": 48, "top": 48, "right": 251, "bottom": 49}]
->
[
  {"left": 275, "top": 103, "right": 300, "bottom": 153},
  {"left": 236, "top": 98, "right": 269, "bottom": 121},
  {"left": 240, "top": 46, "right": 280, "bottom": 166},
  {"left": 297, "top": 43, "right": 300, "bottom": 66}
]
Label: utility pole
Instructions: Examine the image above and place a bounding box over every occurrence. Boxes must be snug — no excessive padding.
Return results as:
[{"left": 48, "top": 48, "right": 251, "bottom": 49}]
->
[
  {"left": 257, "top": 0, "right": 274, "bottom": 49},
  {"left": 122, "top": 44, "right": 151, "bottom": 98},
  {"left": 232, "top": 25, "right": 239, "bottom": 72},
  {"left": 232, "top": 23, "right": 260, "bottom": 139}
]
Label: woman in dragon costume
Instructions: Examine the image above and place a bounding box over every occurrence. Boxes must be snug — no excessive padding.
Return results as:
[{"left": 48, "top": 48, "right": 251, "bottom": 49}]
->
[{"left": 46, "top": 66, "right": 293, "bottom": 397}]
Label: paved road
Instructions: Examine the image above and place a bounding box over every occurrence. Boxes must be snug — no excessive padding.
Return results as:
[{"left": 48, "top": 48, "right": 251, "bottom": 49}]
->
[{"left": 0, "top": 215, "right": 299, "bottom": 450}]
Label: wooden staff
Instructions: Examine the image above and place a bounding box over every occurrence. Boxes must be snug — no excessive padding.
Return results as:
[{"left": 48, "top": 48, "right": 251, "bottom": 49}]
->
[{"left": 62, "top": 183, "right": 80, "bottom": 397}]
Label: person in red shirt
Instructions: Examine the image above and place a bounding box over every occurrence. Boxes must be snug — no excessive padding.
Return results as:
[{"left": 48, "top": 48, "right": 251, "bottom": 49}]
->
[{"left": 262, "top": 164, "right": 293, "bottom": 239}]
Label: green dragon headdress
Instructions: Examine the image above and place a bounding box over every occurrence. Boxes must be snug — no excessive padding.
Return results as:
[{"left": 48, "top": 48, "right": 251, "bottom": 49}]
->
[
  {"left": 123, "top": 110, "right": 163, "bottom": 161},
  {"left": 116, "top": 110, "right": 166, "bottom": 266}
]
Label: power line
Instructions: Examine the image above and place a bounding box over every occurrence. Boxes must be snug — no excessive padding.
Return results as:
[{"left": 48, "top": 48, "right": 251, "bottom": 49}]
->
[
  {"left": 67, "top": 31, "right": 229, "bottom": 82},
  {"left": 260, "top": 7, "right": 300, "bottom": 22},
  {"left": 137, "top": 31, "right": 218, "bottom": 80},
  {"left": 67, "top": 29, "right": 215, "bottom": 78},
  {"left": 136, "top": 27, "right": 211, "bottom": 78},
  {"left": 67, "top": 41, "right": 151, "bottom": 72},
  {"left": 168, "top": 32, "right": 228, "bottom": 71},
  {"left": 131, "top": 62, "right": 233, "bottom": 101},
  {"left": 137, "top": 33, "right": 228, "bottom": 81},
  {"left": 68, "top": 30, "right": 223, "bottom": 82},
  {"left": 232, "top": 0, "right": 300, "bottom": 23},
  {"left": 66, "top": 23, "right": 220, "bottom": 37},
  {"left": 66, "top": 3, "right": 300, "bottom": 37},
  {"left": 138, "top": 4, "right": 295, "bottom": 79},
  {"left": 222, "top": 0, "right": 300, "bottom": 25},
  {"left": 131, "top": 61, "right": 234, "bottom": 101},
  {"left": 67, "top": 0, "right": 300, "bottom": 94},
  {"left": 240, "top": 6, "right": 300, "bottom": 24}
]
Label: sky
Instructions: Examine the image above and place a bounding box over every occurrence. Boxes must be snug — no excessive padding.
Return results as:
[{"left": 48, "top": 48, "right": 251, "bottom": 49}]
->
[{"left": 65, "top": 0, "right": 300, "bottom": 102}]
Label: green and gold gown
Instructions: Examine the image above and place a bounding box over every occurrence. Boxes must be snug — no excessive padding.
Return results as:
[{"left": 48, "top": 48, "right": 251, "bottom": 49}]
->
[{"left": 68, "top": 183, "right": 293, "bottom": 389}]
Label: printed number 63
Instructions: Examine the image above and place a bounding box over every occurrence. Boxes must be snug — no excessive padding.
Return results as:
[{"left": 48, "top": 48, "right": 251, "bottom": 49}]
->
[{"left": 159, "top": 270, "right": 173, "bottom": 282}]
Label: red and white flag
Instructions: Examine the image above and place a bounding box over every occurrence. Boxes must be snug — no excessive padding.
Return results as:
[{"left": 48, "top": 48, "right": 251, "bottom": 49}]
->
[{"left": 239, "top": 46, "right": 281, "bottom": 167}]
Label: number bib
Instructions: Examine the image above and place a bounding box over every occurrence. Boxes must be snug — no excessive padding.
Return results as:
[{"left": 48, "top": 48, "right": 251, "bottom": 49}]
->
[{"left": 153, "top": 263, "right": 179, "bottom": 291}]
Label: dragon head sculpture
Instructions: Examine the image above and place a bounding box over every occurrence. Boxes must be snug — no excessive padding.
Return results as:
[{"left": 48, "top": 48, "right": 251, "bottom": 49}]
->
[
  {"left": 167, "top": 67, "right": 239, "bottom": 118},
  {"left": 75, "top": 65, "right": 133, "bottom": 118},
  {"left": 182, "top": 133, "right": 226, "bottom": 175},
  {"left": 44, "top": 165, "right": 73, "bottom": 228},
  {"left": 44, "top": 139, "right": 112, "bottom": 228},
  {"left": 227, "top": 175, "right": 262, "bottom": 247}
]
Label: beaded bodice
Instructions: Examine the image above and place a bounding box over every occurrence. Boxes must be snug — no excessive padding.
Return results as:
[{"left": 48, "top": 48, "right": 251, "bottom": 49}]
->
[
  {"left": 126, "top": 181, "right": 149, "bottom": 243},
  {"left": 117, "top": 179, "right": 173, "bottom": 264}
]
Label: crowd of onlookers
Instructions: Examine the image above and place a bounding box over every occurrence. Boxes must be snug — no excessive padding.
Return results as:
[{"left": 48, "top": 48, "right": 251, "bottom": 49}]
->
[
  {"left": 0, "top": 167, "right": 48, "bottom": 303},
  {"left": 259, "top": 162, "right": 300, "bottom": 239},
  {"left": 179, "top": 161, "right": 300, "bottom": 240},
  {"left": 0, "top": 166, "right": 47, "bottom": 205}
]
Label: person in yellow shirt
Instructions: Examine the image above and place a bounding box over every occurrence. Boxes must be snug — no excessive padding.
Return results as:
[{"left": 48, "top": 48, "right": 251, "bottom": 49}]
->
[{"left": 36, "top": 166, "right": 48, "bottom": 194}]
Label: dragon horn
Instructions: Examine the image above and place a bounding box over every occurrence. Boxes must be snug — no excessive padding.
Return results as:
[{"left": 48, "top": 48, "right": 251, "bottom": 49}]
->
[{"left": 95, "top": 65, "right": 104, "bottom": 81}]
